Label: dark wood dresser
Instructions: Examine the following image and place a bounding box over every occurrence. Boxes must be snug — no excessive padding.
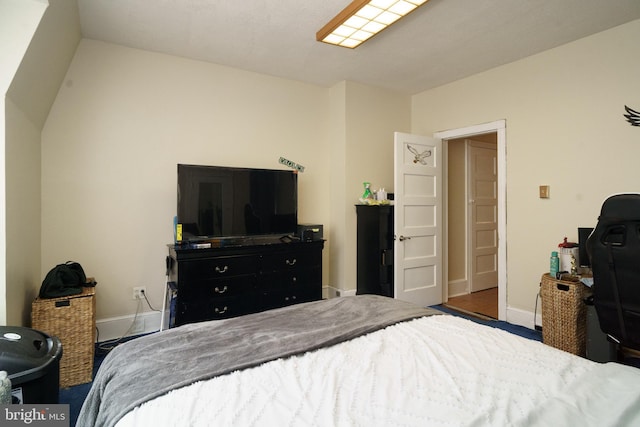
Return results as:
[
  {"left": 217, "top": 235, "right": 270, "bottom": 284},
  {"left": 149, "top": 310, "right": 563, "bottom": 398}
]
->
[{"left": 168, "top": 239, "right": 324, "bottom": 326}]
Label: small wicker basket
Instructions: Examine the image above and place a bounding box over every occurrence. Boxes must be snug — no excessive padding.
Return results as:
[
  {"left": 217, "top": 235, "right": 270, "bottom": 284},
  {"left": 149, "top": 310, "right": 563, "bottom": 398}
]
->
[
  {"left": 32, "top": 285, "right": 96, "bottom": 388},
  {"left": 541, "top": 273, "right": 589, "bottom": 356}
]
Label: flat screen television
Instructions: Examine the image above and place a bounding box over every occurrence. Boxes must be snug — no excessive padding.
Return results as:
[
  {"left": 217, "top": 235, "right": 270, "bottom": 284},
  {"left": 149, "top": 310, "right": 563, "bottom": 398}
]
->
[{"left": 177, "top": 164, "right": 298, "bottom": 241}]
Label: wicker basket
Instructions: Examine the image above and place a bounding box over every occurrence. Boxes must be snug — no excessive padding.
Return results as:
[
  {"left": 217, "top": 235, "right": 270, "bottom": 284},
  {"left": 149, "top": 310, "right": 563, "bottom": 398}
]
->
[
  {"left": 32, "top": 286, "right": 96, "bottom": 388},
  {"left": 541, "top": 273, "right": 589, "bottom": 356}
]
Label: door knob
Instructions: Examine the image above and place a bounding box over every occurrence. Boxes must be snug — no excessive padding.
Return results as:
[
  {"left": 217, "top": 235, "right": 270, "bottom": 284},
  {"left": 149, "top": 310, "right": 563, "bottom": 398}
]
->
[{"left": 399, "top": 235, "right": 412, "bottom": 241}]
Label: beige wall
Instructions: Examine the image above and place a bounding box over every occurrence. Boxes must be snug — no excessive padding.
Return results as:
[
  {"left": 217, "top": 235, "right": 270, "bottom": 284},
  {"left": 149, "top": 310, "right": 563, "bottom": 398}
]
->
[
  {"left": 1, "top": 0, "right": 79, "bottom": 326},
  {"left": 5, "top": 98, "right": 41, "bottom": 325},
  {"left": 412, "top": 19, "right": 640, "bottom": 316},
  {"left": 339, "top": 82, "right": 410, "bottom": 295},
  {"left": 0, "top": 0, "right": 47, "bottom": 325},
  {"left": 41, "top": 41, "right": 410, "bottom": 328},
  {"left": 447, "top": 138, "right": 466, "bottom": 293},
  {"left": 42, "top": 45, "right": 412, "bottom": 326},
  {"left": 328, "top": 82, "right": 348, "bottom": 297},
  {"left": 42, "top": 40, "right": 333, "bottom": 321}
]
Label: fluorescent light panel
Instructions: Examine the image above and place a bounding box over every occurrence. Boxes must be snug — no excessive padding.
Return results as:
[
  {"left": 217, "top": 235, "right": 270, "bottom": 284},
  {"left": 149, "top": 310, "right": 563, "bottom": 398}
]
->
[{"left": 317, "top": 0, "right": 429, "bottom": 48}]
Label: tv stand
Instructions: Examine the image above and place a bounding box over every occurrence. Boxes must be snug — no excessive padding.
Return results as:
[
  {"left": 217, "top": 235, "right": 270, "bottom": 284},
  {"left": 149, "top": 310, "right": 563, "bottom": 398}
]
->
[{"left": 168, "top": 239, "right": 324, "bottom": 326}]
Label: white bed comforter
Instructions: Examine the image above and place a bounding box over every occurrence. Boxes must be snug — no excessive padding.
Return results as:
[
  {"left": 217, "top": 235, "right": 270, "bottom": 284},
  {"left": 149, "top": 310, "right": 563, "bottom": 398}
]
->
[{"left": 117, "top": 315, "right": 640, "bottom": 427}]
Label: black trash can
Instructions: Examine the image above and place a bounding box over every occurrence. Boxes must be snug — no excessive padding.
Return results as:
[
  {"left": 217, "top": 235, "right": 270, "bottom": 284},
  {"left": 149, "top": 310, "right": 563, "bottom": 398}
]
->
[{"left": 0, "top": 326, "right": 62, "bottom": 404}]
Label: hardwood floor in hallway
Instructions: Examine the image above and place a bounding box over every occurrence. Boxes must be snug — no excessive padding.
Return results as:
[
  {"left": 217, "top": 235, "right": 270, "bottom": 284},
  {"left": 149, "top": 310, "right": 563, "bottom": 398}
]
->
[{"left": 446, "top": 287, "right": 498, "bottom": 319}]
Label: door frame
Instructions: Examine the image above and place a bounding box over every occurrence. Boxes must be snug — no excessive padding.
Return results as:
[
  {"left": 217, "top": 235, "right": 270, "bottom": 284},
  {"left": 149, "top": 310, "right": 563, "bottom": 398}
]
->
[{"left": 435, "top": 120, "right": 506, "bottom": 321}]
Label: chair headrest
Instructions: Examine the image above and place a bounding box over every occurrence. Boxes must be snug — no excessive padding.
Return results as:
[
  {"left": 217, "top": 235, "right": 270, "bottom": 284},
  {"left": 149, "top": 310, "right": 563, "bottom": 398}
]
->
[{"left": 598, "top": 193, "right": 640, "bottom": 222}]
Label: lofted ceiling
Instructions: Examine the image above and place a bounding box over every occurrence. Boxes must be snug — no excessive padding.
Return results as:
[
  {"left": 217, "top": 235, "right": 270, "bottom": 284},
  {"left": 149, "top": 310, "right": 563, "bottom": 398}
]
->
[{"left": 77, "top": 0, "right": 640, "bottom": 95}]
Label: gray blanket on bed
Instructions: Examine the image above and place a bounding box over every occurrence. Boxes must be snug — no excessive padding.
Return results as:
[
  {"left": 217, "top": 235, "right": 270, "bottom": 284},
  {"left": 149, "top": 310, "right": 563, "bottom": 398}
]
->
[{"left": 77, "top": 295, "right": 440, "bottom": 427}]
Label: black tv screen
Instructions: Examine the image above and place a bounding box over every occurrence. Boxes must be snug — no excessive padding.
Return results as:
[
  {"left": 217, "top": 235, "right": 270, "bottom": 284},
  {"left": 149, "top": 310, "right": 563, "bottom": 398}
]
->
[
  {"left": 177, "top": 164, "right": 298, "bottom": 240},
  {"left": 578, "top": 227, "right": 594, "bottom": 267}
]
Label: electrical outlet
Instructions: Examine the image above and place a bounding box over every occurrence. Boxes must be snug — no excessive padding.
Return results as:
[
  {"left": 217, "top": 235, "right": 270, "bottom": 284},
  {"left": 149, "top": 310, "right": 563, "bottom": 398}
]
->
[
  {"left": 132, "top": 286, "right": 146, "bottom": 300},
  {"left": 131, "top": 317, "right": 145, "bottom": 334}
]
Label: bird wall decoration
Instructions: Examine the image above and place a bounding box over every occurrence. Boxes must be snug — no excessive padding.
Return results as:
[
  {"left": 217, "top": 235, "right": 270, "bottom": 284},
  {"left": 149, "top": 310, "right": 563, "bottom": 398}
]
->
[{"left": 624, "top": 105, "right": 640, "bottom": 127}]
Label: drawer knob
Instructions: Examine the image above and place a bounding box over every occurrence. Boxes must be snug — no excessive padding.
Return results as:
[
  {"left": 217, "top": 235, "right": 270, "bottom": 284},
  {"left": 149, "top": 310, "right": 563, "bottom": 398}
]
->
[
  {"left": 214, "top": 285, "right": 228, "bottom": 294},
  {"left": 214, "top": 306, "right": 228, "bottom": 314},
  {"left": 215, "top": 265, "right": 229, "bottom": 274},
  {"left": 286, "top": 258, "right": 297, "bottom": 266}
]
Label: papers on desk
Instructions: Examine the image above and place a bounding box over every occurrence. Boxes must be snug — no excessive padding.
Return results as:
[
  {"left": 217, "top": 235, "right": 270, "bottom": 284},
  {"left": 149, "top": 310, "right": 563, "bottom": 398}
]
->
[{"left": 581, "top": 277, "right": 594, "bottom": 287}]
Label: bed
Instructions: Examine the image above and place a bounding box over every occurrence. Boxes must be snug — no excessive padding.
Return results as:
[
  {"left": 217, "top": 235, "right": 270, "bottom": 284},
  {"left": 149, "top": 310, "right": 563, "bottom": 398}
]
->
[{"left": 78, "top": 295, "right": 640, "bottom": 427}]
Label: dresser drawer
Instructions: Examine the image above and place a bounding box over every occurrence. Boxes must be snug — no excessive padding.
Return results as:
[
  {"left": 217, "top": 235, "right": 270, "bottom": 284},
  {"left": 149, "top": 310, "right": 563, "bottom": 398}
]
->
[
  {"left": 176, "top": 296, "right": 256, "bottom": 324},
  {"left": 260, "top": 287, "right": 321, "bottom": 311},
  {"left": 284, "top": 266, "right": 322, "bottom": 288},
  {"left": 181, "top": 255, "right": 259, "bottom": 281},
  {"left": 179, "top": 274, "right": 257, "bottom": 301},
  {"left": 261, "top": 249, "right": 321, "bottom": 273},
  {"left": 261, "top": 266, "right": 321, "bottom": 290}
]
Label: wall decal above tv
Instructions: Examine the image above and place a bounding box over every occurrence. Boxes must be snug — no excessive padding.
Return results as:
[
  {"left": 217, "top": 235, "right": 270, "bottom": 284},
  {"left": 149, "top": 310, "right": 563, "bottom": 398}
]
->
[{"left": 177, "top": 164, "right": 298, "bottom": 242}]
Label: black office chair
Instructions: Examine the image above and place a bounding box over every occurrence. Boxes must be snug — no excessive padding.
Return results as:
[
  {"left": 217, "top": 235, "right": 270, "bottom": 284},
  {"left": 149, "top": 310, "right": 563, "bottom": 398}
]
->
[{"left": 587, "top": 193, "right": 640, "bottom": 360}]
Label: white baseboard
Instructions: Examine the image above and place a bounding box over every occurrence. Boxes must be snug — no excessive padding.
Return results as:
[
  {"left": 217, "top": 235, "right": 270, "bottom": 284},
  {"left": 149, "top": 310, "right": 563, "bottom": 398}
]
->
[
  {"left": 325, "top": 286, "right": 356, "bottom": 298},
  {"left": 447, "top": 279, "right": 468, "bottom": 298},
  {"left": 506, "top": 306, "right": 541, "bottom": 330},
  {"left": 100, "top": 286, "right": 337, "bottom": 341},
  {"left": 322, "top": 286, "right": 331, "bottom": 299},
  {"left": 97, "top": 287, "right": 344, "bottom": 341},
  {"left": 96, "top": 311, "right": 162, "bottom": 342},
  {"left": 98, "top": 292, "right": 541, "bottom": 342}
]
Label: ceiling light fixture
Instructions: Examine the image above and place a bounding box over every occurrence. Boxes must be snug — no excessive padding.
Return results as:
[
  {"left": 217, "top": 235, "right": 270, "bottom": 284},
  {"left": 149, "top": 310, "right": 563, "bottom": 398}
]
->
[{"left": 316, "top": 0, "right": 429, "bottom": 49}]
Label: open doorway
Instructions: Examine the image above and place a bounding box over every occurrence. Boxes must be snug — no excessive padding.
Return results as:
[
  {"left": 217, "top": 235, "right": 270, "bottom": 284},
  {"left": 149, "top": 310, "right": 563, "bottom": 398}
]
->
[
  {"left": 435, "top": 120, "right": 506, "bottom": 321},
  {"left": 445, "top": 134, "right": 498, "bottom": 319}
]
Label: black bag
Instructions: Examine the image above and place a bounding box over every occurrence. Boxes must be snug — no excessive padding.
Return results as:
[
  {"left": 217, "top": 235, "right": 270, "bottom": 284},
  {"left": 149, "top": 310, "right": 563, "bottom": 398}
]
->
[{"left": 39, "top": 261, "right": 88, "bottom": 299}]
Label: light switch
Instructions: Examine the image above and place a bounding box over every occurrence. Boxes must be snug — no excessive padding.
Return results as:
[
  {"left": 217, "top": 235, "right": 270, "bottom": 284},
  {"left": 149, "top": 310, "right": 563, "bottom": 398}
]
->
[{"left": 539, "top": 185, "right": 550, "bottom": 199}]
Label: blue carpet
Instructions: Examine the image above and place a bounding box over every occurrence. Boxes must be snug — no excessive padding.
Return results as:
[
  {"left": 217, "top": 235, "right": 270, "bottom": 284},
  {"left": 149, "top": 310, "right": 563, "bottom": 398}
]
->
[
  {"left": 59, "top": 346, "right": 108, "bottom": 427},
  {"left": 431, "top": 304, "right": 542, "bottom": 341},
  {"left": 59, "top": 335, "right": 147, "bottom": 427}
]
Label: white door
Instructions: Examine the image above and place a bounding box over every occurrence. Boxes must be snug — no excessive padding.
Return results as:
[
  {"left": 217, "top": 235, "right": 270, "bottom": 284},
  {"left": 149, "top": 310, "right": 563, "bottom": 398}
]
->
[
  {"left": 468, "top": 140, "right": 498, "bottom": 292},
  {"left": 394, "top": 132, "right": 443, "bottom": 306}
]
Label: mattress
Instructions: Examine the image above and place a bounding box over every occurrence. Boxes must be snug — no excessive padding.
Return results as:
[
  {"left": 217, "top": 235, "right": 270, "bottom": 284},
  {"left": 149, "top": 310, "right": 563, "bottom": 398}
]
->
[
  {"left": 78, "top": 295, "right": 435, "bottom": 427},
  {"left": 116, "top": 314, "right": 640, "bottom": 427}
]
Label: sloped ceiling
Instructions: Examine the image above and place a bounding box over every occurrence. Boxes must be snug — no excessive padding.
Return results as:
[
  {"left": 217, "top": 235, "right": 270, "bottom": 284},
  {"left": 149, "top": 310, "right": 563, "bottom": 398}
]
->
[
  {"left": 8, "top": 0, "right": 80, "bottom": 129},
  {"left": 76, "top": 0, "right": 640, "bottom": 95}
]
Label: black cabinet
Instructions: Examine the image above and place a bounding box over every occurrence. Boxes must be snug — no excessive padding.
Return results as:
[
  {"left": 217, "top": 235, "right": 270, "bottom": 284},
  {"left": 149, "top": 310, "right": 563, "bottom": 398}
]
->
[
  {"left": 356, "top": 205, "right": 394, "bottom": 297},
  {"left": 169, "top": 240, "right": 323, "bottom": 326}
]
